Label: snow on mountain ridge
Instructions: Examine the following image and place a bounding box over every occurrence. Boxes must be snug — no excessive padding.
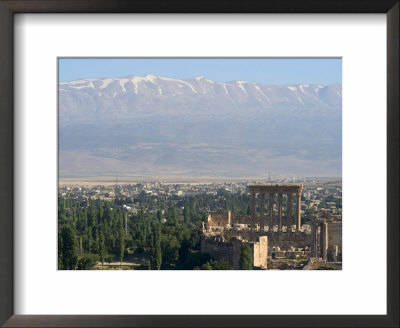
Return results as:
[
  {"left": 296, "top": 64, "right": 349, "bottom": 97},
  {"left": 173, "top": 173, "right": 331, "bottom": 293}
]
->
[
  {"left": 58, "top": 74, "right": 342, "bottom": 124},
  {"left": 59, "top": 74, "right": 338, "bottom": 93}
]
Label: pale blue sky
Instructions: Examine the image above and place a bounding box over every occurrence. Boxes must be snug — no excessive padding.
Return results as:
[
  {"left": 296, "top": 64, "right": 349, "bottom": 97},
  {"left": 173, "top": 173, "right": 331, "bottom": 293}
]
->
[{"left": 58, "top": 58, "right": 341, "bottom": 85}]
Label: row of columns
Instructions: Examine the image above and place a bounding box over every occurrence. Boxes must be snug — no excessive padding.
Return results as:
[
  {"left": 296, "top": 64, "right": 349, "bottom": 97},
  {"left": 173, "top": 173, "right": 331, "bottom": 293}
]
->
[
  {"left": 311, "top": 221, "right": 328, "bottom": 260},
  {"left": 250, "top": 191, "right": 301, "bottom": 232}
]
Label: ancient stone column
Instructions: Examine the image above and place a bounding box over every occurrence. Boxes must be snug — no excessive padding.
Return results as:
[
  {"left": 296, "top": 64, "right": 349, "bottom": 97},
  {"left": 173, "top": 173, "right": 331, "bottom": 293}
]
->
[
  {"left": 269, "top": 192, "right": 274, "bottom": 232},
  {"left": 296, "top": 192, "right": 301, "bottom": 231},
  {"left": 320, "top": 223, "right": 324, "bottom": 258},
  {"left": 251, "top": 191, "right": 256, "bottom": 231},
  {"left": 260, "top": 192, "right": 265, "bottom": 231},
  {"left": 311, "top": 222, "right": 319, "bottom": 257},
  {"left": 278, "top": 193, "right": 283, "bottom": 231},
  {"left": 321, "top": 222, "right": 328, "bottom": 260},
  {"left": 287, "top": 193, "right": 292, "bottom": 232},
  {"left": 310, "top": 222, "right": 315, "bottom": 256}
]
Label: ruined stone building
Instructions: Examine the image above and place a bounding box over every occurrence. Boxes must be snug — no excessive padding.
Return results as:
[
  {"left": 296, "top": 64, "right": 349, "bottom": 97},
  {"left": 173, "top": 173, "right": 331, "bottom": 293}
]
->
[
  {"left": 201, "top": 184, "right": 342, "bottom": 269},
  {"left": 200, "top": 235, "right": 268, "bottom": 270}
]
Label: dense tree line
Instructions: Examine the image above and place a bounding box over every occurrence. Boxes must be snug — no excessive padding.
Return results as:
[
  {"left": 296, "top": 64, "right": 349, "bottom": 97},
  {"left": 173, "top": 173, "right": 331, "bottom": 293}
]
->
[
  {"left": 58, "top": 189, "right": 259, "bottom": 270},
  {"left": 58, "top": 198, "right": 126, "bottom": 269}
]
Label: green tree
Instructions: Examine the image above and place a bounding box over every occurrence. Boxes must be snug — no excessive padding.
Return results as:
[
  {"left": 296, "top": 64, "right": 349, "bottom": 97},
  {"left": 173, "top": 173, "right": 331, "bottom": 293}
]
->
[
  {"left": 183, "top": 206, "right": 190, "bottom": 225},
  {"left": 60, "top": 225, "right": 78, "bottom": 270},
  {"left": 87, "top": 200, "right": 97, "bottom": 227},
  {"left": 97, "top": 201, "right": 104, "bottom": 223},
  {"left": 239, "top": 243, "right": 253, "bottom": 270},
  {"left": 86, "top": 228, "right": 92, "bottom": 254},
  {"left": 178, "top": 238, "right": 191, "bottom": 264},
  {"left": 167, "top": 204, "right": 178, "bottom": 225},
  {"left": 199, "top": 260, "right": 231, "bottom": 270},
  {"left": 161, "top": 234, "right": 180, "bottom": 267},
  {"left": 103, "top": 202, "right": 112, "bottom": 224},
  {"left": 58, "top": 230, "right": 63, "bottom": 269},
  {"left": 200, "top": 262, "right": 212, "bottom": 270},
  {"left": 192, "top": 199, "right": 197, "bottom": 214},
  {"left": 99, "top": 232, "right": 106, "bottom": 268},
  {"left": 77, "top": 254, "right": 98, "bottom": 270},
  {"left": 116, "top": 229, "right": 125, "bottom": 268},
  {"left": 150, "top": 224, "right": 162, "bottom": 270},
  {"left": 157, "top": 210, "right": 163, "bottom": 222},
  {"left": 211, "top": 260, "right": 232, "bottom": 270}
]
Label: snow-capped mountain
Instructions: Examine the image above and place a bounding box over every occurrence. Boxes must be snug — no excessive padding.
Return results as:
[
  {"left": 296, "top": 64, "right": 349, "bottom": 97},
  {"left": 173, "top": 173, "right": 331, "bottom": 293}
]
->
[
  {"left": 59, "top": 74, "right": 341, "bottom": 123},
  {"left": 59, "top": 74, "right": 342, "bottom": 178}
]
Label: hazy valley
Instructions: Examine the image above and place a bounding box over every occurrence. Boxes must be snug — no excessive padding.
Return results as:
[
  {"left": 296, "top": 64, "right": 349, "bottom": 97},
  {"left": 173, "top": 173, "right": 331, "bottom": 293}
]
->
[{"left": 59, "top": 74, "right": 342, "bottom": 178}]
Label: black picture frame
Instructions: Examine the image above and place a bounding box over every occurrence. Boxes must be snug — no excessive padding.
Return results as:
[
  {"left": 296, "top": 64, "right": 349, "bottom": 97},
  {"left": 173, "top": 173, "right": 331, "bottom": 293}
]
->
[{"left": 0, "top": 1, "right": 398, "bottom": 327}]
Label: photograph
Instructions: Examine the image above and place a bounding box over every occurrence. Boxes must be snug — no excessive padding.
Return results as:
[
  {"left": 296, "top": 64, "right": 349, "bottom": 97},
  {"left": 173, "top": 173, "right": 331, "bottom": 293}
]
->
[
  {"left": 0, "top": 0, "right": 400, "bottom": 327},
  {"left": 1, "top": 1, "right": 397, "bottom": 325},
  {"left": 58, "top": 58, "right": 342, "bottom": 271}
]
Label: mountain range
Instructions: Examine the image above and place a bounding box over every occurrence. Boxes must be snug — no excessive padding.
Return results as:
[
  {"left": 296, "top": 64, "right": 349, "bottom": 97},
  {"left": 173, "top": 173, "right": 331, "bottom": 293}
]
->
[{"left": 59, "top": 74, "right": 342, "bottom": 178}]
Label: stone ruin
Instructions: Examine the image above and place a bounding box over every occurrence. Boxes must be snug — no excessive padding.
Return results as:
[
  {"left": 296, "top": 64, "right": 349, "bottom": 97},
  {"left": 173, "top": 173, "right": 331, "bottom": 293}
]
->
[
  {"left": 201, "top": 184, "right": 342, "bottom": 269},
  {"left": 200, "top": 235, "right": 268, "bottom": 270}
]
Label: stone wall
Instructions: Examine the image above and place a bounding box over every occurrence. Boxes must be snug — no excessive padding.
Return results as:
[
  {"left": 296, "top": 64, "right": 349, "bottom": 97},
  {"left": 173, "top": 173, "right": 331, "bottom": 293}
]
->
[
  {"left": 269, "top": 250, "right": 308, "bottom": 259},
  {"left": 303, "top": 258, "right": 342, "bottom": 270},
  {"left": 208, "top": 211, "right": 296, "bottom": 230},
  {"left": 208, "top": 211, "right": 251, "bottom": 227},
  {"left": 201, "top": 235, "right": 268, "bottom": 270},
  {"left": 220, "top": 229, "right": 312, "bottom": 251},
  {"left": 252, "top": 236, "right": 268, "bottom": 268},
  {"left": 207, "top": 211, "right": 230, "bottom": 227},
  {"left": 200, "top": 235, "right": 235, "bottom": 268},
  {"left": 231, "top": 214, "right": 251, "bottom": 225},
  {"left": 266, "top": 231, "right": 311, "bottom": 250},
  {"left": 327, "top": 222, "right": 342, "bottom": 252}
]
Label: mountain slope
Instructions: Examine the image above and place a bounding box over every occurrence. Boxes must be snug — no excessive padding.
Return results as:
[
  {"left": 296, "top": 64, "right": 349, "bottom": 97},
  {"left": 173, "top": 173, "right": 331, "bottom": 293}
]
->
[{"left": 59, "top": 74, "right": 342, "bottom": 178}]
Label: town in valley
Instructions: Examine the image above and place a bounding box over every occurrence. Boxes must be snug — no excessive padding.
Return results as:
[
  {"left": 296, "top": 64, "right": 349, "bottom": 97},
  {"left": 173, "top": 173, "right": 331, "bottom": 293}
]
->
[{"left": 58, "top": 177, "right": 342, "bottom": 270}]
